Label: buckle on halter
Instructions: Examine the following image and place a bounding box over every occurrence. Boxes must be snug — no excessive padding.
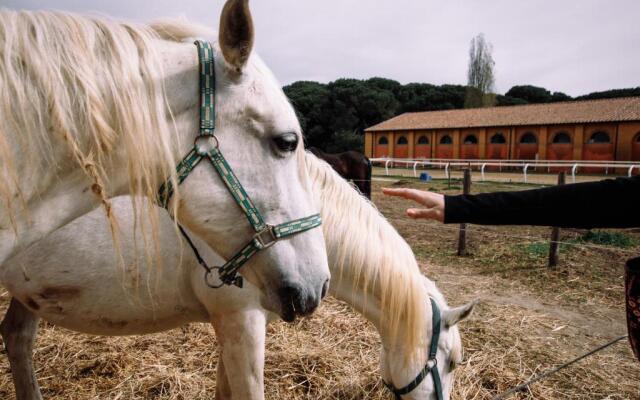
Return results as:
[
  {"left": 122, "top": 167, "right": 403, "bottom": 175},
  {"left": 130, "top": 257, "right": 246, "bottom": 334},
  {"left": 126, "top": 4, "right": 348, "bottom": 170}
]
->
[{"left": 253, "top": 225, "right": 278, "bottom": 250}]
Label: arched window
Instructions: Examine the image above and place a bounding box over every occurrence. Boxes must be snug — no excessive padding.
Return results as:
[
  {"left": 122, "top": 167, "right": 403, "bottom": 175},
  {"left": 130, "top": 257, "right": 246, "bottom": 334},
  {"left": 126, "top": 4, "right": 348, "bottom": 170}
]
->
[
  {"left": 588, "top": 131, "right": 611, "bottom": 144},
  {"left": 636, "top": 133, "right": 640, "bottom": 143},
  {"left": 490, "top": 133, "right": 506, "bottom": 144},
  {"left": 552, "top": 132, "right": 571, "bottom": 144},
  {"left": 463, "top": 134, "right": 478, "bottom": 145},
  {"left": 397, "top": 136, "right": 408, "bottom": 145},
  {"left": 440, "top": 135, "right": 453, "bottom": 145},
  {"left": 417, "top": 135, "right": 429, "bottom": 145},
  {"left": 520, "top": 133, "right": 537, "bottom": 144},
  {"left": 378, "top": 136, "right": 389, "bottom": 145}
]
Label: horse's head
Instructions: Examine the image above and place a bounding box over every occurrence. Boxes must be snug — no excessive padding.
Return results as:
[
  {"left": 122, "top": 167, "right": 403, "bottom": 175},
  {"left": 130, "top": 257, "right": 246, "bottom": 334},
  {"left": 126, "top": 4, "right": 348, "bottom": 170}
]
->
[
  {"left": 380, "top": 294, "right": 476, "bottom": 400},
  {"left": 171, "top": 0, "right": 329, "bottom": 321}
]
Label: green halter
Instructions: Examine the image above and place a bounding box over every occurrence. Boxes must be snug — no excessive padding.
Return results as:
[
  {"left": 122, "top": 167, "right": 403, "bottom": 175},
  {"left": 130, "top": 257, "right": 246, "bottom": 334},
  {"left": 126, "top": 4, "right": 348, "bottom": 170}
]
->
[
  {"left": 159, "top": 40, "right": 322, "bottom": 288},
  {"left": 383, "top": 298, "right": 444, "bottom": 400}
]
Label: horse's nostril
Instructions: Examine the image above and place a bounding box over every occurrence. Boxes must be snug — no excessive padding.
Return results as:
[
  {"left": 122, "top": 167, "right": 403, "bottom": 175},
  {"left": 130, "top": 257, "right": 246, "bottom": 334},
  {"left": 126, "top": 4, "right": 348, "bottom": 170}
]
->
[
  {"left": 278, "top": 286, "right": 299, "bottom": 300},
  {"left": 278, "top": 286, "right": 297, "bottom": 301},
  {"left": 321, "top": 279, "right": 330, "bottom": 299},
  {"left": 277, "top": 286, "right": 303, "bottom": 315}
]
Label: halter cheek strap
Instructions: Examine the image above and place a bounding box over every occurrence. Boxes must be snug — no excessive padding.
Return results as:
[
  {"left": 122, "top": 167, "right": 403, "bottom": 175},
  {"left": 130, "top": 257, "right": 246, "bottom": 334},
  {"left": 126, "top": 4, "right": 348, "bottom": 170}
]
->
[
  {"left": 158, "top": 40, "right": 322, "bottom": 288},
  {"left": 384, "top": 298, "right": 443, "bottom": 400}
]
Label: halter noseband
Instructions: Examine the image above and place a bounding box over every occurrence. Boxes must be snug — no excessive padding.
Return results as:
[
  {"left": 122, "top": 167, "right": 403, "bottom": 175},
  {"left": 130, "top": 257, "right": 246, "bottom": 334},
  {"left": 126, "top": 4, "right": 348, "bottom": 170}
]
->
[
  {"left": 384, "top": 298, "right": 444, "bottom": 400},
  {"left": 158, "top": 40, "right": 322, "bottom": 289}
]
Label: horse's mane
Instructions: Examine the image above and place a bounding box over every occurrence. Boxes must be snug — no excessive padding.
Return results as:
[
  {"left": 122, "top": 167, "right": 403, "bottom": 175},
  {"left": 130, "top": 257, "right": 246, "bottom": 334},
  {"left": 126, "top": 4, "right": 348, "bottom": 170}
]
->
[
  {"left": 305, "top": 153, "right": 445, "bottom": 359},
  {"left": 0, "top": 10, "right": 212, "bottom": 255}
]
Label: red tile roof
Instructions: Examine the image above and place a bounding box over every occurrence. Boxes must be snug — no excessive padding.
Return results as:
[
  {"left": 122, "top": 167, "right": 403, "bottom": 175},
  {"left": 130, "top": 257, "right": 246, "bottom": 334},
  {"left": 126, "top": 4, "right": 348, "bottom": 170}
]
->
[{"left": 365, "top": 97, "right": 640, "bottom": 132}]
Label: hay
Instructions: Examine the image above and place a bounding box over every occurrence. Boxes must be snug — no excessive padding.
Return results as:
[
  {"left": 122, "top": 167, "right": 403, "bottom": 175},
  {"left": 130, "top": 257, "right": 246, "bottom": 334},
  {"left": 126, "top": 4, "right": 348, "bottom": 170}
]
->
[{"left": 1, "top": 180, "right": 639, "bottom": 399}]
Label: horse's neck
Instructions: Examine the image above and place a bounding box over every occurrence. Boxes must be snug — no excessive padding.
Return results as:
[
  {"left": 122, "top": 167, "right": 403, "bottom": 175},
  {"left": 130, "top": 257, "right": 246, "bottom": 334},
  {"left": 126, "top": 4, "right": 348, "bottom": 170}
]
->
[
  {"left": 0, "top": 39, "right": 198, "bottom": 265},
  {"left": 308, "top": 154, "right": 440, "bottom": 354},
  {"left": 319, "top": 196, "right": 419, "bottom": 344},
  {"left": 328, "top": 277, "right": 383, "bottom": 327},
  {"left": 158, "top": 41, "right": 199, "bottom": 121}
]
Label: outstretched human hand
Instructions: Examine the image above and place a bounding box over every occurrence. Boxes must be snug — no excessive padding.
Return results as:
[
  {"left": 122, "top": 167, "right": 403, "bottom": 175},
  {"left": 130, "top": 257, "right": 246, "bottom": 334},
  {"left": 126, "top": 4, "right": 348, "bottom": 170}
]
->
[{"left": 382, "top": 188, "right": 445, "bottom": 222}]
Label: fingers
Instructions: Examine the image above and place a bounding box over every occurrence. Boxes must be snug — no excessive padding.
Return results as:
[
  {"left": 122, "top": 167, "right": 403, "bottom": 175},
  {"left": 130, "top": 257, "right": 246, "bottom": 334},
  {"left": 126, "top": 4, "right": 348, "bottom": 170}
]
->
[
  {"left": 406, "top": 208, "right": 443, "bottom": 222},
  {"left": 383, "top": 187, "right": 445, "bottom": 222},
  {"left": 382, "top": 188, "right": 427, "bottom": 203}
]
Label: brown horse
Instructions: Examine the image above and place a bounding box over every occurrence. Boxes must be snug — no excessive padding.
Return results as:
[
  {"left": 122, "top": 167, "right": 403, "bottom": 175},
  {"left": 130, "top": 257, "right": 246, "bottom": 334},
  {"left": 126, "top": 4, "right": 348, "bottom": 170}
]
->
[{"left": 308, "top": 148, "right": 372, "bottom": 199}]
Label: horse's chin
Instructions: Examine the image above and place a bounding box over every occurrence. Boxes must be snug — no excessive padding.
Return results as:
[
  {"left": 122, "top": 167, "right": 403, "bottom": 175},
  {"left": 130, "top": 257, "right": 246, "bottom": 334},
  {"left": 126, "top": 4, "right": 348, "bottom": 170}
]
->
[{"left": 280, "top": 307, "right": 297, "bottom": 323}]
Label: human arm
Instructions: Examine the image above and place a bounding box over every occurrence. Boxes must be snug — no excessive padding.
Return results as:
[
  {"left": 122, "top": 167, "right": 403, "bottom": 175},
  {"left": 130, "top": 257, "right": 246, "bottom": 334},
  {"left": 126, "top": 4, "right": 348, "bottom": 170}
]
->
[{"left": 384, "top": 176, "right": 640, "bottom": 229}]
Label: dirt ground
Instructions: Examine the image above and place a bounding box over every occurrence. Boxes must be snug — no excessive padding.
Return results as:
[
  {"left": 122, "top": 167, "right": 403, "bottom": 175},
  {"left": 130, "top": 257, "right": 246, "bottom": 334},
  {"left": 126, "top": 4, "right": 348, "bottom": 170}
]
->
[{"left": 0, "top": 177, "right": 639, "bottom": 399}]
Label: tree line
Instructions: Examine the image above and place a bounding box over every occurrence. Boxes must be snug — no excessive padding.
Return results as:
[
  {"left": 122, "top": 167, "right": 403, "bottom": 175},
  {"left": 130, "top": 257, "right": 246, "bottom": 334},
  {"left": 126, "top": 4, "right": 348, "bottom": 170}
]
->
[{"left": 285, "top": 78, "right": 640, "bottom": 153}]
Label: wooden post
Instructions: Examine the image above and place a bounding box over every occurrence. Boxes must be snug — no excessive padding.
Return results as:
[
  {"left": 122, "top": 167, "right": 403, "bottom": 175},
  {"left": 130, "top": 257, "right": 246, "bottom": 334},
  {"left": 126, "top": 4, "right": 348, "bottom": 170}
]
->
[
  {"left": 457, "top": 169, "right": 472, "bottom": 256},
  {"left": 548, "top": 172, "right": 566, "bottom": 268}
]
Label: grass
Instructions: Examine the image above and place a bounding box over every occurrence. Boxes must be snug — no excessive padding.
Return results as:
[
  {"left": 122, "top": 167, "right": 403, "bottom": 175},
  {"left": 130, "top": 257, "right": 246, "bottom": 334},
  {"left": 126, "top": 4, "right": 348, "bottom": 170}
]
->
[
  {"left": 520, "top": 230, "right": 636, "bottom": 258},
  {"left": 579, "top": 231, "right": 637, "bottom": 248},
  {"left": 522, "top": 241, "right": 557, "bottom": 257}
]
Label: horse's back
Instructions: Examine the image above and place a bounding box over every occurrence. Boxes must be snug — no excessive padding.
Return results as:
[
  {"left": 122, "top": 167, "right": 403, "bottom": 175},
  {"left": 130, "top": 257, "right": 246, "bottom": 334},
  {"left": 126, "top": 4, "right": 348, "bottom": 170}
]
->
[
  {"left": 340, "top": 151, "right": 372, "bottom": 199},
  {"left": 307, "top": 148, "right": 372, "bottom": 199}
]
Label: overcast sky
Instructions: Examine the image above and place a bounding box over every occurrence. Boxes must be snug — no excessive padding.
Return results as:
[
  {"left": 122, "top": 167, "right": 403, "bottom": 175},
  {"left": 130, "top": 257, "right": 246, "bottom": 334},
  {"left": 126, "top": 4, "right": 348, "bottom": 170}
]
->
[{"left": 6, "top": 0, "right": 640, "bottom": 96}]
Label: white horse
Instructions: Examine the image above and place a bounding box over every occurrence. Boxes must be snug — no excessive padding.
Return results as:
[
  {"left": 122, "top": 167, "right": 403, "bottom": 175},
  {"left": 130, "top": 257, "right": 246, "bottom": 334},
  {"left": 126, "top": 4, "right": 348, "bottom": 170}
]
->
[
  {"left": 0, "top": 2, "right": 329, "bottom": 320},
  {"left": 1, "top": 154, "right": 475, "bottom": 399}
]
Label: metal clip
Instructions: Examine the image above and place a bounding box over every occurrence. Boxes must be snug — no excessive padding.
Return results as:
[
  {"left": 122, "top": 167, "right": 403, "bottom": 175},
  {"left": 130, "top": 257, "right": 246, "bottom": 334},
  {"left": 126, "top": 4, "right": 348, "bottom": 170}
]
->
[
  {"left": 205, "top": 268, "right": 244, "bottom": 289},
  {"left": 205, "top": 268, "right": 225, "bottom": 289},
  {"left": 253, "top": 225, "right": 278, "bottom": 250}
]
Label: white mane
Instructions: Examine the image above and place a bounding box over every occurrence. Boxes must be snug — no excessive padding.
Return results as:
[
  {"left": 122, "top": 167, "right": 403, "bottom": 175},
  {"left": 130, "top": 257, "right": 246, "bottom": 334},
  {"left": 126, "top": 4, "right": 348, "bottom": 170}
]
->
[{"left": 305, "top": 153, "right": 447, "bottom": 359}]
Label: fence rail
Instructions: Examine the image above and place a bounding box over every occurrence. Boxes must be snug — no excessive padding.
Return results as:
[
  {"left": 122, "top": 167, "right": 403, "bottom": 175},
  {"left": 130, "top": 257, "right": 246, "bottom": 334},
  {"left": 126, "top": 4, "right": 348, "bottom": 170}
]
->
[{"left": 370, "top": 157, "right": 640, "bottom": 183}]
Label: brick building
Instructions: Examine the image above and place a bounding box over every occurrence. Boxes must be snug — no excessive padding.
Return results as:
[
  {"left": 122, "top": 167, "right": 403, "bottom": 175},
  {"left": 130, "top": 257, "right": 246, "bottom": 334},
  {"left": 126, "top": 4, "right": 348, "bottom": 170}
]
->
[{"left": 364, "top": 97, "right": 640, "bottom": 163}]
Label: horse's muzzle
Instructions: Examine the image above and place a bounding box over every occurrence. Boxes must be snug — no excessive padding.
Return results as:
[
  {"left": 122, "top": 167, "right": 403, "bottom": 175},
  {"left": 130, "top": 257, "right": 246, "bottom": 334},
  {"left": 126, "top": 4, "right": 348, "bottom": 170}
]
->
[{"left": 277, "top": 284, "right": 320, "bottom": 322}]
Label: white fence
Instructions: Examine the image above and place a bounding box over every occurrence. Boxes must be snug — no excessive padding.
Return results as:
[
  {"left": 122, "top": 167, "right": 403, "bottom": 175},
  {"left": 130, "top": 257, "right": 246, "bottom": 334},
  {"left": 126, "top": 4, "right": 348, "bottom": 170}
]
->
[{"left": 370, "top": 158, "right": 640, "bottom": 183}]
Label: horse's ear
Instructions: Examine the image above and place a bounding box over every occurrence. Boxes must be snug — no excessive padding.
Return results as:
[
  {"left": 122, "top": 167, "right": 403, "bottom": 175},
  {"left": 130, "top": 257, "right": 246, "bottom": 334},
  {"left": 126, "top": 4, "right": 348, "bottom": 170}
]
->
[
  {"left": 219, "top": 0, "right": 254, "bottom": 72},
  {"left": 442, "top": 300, "right": 478, "bottom": 328}
]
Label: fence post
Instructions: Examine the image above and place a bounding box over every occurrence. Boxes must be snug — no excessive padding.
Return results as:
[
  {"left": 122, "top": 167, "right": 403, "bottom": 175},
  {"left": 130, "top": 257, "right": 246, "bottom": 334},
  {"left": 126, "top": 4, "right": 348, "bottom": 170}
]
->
[
  {"left": 457, "top": 169, "right": 472, "bottom": 256},
  {"left": 548, "top": 172, "right": 566, "bottom": 268}
]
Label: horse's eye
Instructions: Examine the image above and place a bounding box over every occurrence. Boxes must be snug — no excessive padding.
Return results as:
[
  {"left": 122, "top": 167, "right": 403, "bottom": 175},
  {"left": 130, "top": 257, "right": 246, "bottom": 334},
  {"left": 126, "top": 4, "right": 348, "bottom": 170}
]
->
[{"left": 273, "top": 133, "right": 299, "bottom": 153}]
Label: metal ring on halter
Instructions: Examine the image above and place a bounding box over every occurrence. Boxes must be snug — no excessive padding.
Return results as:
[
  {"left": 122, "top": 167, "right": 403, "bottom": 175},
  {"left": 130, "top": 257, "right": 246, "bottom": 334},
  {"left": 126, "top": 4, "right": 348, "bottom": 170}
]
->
[
  {"left": 204, "top": 268, "right": 225, "bottom": 289},
  {"left": 194, "top": 135, "right": 219, "bottom": 156}
]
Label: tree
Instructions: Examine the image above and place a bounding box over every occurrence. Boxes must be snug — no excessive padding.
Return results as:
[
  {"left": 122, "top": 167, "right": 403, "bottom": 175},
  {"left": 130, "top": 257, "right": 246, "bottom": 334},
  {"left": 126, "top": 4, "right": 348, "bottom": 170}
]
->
[
  {"left": 551, "top": 91, "right": 573, "bottom": 102},
  {"left": 505, "top": 85, "right": 552, "bottom": 103},
  {"left": 326, "top": 130, "right": 364, "bottom": 153},
  {"left": 465, "top": 34, "right": 496, "bottom": 108},
  {"left": 496, "top": 94, "right": 529, "bottom": 107},
  {"left": 283, "top": 81, "right": 333, "bottom": 149},
  {"left": 399, "top": 83, "right": 466, "bottom": 113},
  {"left": 576, "top": 87, "right": 640, "bottom": 100}
]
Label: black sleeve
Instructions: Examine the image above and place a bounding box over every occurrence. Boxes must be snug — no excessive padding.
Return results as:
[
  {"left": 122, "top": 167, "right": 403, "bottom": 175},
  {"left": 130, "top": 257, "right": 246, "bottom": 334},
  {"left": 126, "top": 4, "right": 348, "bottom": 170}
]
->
[{"left": 444, "top": 176, "right": 640, "bottom": 229}]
